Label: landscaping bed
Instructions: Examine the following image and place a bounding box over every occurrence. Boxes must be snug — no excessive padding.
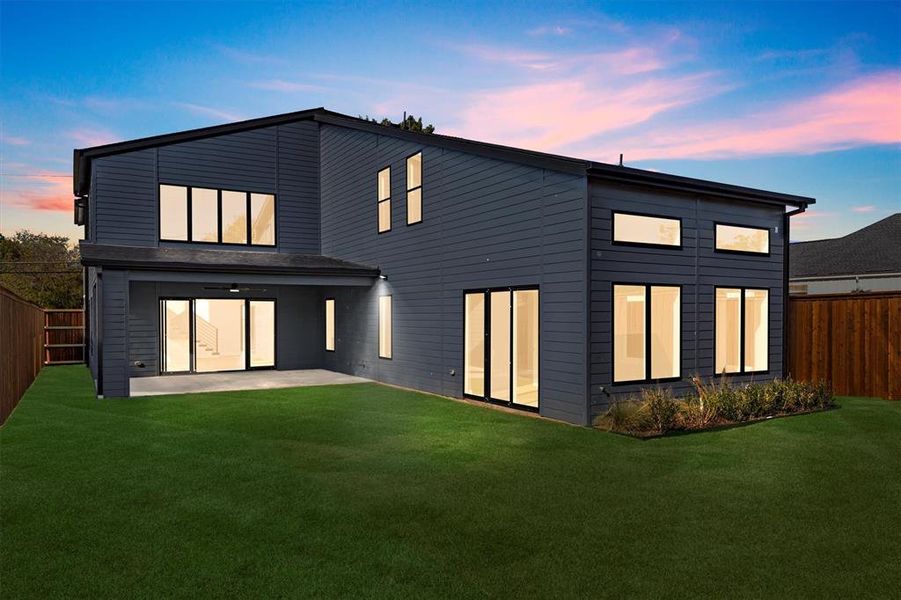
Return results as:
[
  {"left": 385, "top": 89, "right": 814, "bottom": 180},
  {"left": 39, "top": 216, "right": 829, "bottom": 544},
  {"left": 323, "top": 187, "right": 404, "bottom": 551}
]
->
[{"left": 596, "top": 376, "right": 834, "bottom": 437}]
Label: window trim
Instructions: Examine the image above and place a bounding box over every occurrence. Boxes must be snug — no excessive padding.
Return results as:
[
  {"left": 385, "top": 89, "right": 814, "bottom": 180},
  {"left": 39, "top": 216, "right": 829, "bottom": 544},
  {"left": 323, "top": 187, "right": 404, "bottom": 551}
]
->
[
  {"left": 611, "top": 282, "right": 683, "bottom": 385},
  {"left": 158, "top": 183, "right": 277, "bottom": 247},
  {"left": 405, "top": 151, "right": 423, "bottom": 226},
  {"left": 378, "top": 294, "right": 392, "bottom": 359},
  {"left": 377, "top": 166, "right": 391, "bottom": 234},
  {"left": 713, "top": 286, "right": 770, "bottom": 376},
  {"left": 324, "top": 297, "right": 336, "bottom": 352},
  {"left": 461, "top": 285, "right": 540, "bottom": 413},
  {"left": 611, "top": 210, "right": 683, "bottom": 250},
  {"left": 713, "top": 222, "right": 770, "bottom": 256}
]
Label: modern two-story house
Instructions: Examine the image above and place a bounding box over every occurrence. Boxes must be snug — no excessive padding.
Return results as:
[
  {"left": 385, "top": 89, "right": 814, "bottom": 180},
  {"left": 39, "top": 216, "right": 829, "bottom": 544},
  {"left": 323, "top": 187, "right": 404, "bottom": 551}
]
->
[{"left": 74, "top": 108, "right": 814, "bottom": 425}]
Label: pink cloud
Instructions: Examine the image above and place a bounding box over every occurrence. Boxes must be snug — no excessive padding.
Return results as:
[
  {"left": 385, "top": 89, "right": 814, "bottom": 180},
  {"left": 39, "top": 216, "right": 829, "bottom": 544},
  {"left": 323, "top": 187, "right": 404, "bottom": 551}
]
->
[
  {"left": 67, "top": 128, "right": 119, "bottom": 147},
  {"left": 447, "top": 71, "right": 724, "bottom": 152},
  {"left": 613, "top": 71, "right": 901, "bottom": 160},
  {"left": 852, "top": 205, "right": 877, "bottom": 213},
  {"left": 2, "top": 173, "right": 72, "bottom": 213}
]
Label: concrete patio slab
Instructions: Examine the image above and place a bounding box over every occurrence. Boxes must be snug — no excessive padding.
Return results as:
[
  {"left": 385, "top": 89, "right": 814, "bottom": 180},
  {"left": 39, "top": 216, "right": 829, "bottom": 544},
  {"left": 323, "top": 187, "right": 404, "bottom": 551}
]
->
[{"left": 130, "top": 369, "right": 371, "bottom": 397}]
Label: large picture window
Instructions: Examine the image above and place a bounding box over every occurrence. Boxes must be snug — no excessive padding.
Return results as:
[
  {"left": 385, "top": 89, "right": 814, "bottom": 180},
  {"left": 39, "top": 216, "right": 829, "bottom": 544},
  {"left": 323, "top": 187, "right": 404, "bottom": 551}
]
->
[
  {"left": 158, "top": 184, "right": 276, "bottom": 246},
  {"left": 715, "top": 223, "right": 769, "bottom": 254},
  {"left": 715, "top": 287, "right": 768, "bottom": 374},
  {"left": 613, "top": 284, "right": 681, "bottom": 383},
  {"left": 406, "top": 152, "right": 422, "bottom": 224},
  {"left": 378, "top": 167, "right": 391, "bottom": 233},
  {"left": 613, "top": 212, "right": 681, "bottom": 247}
]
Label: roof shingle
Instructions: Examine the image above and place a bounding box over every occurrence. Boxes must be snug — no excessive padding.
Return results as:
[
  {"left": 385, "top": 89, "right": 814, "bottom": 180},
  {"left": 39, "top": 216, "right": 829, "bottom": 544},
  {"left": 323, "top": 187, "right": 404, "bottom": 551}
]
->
[{"left": 790, "top": 214, "right": 901, "bottom": 278}]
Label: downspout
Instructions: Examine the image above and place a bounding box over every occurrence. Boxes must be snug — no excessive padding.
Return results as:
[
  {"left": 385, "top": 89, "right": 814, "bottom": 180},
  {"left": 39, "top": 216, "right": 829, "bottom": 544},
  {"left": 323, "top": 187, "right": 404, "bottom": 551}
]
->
[
  {"left": 96, "top": 269, "right": 104, "bottom": 397},
  {"left": 783, "top": 203, "right": 807, "bottom": 377}
]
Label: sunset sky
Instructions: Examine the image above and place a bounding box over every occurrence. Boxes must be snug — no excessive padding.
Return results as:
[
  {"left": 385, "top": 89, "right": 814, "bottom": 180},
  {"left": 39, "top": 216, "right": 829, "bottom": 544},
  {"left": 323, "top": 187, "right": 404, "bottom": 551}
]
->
[{"left": 2, "top": 1, "right": 899, "bottom": 242}]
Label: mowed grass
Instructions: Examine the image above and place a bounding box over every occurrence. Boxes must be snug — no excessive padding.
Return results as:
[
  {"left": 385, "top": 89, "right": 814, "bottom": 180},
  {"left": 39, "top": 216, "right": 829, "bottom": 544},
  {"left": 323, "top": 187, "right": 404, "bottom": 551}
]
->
[{"left": 2, "top": 366, "right": 899, "bottom": 599}]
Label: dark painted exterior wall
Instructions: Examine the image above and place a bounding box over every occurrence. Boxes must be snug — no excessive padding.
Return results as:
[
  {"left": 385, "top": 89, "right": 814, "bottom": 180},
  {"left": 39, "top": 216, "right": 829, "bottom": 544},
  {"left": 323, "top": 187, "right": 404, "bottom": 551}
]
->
[
  {"left": 318, "top": 124, "right": 589, "bottom": 424},
  {"left": 89, "top": 121, "right": 320, "bottom": 253},
  {"left": 128, "top": 282, "right": 324, "bottom": 379},
  {"left": 588, "top": 179, "right": 786, "bottom": 419}
]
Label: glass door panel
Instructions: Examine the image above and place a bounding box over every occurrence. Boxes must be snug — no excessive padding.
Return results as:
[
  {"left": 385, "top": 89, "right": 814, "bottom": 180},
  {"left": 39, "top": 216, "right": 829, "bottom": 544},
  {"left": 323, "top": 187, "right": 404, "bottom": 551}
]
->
[
  {"left": 489, "top": 291, "right": 511, "bottom": 402},
  {"left": 464, "top": 293, "right": 485, "bottom": 397},
  {"left": 194, "top": 299, "right": 245, "bottom": 373},
  {"left": 161, "top": 300, "right": 191, "bottom": 373},
  {"left": 249, "top": 300, "right": 275, "bottom": 368},
  {"left": 512, "top": 289, "right": 539, "bottom": 407}
]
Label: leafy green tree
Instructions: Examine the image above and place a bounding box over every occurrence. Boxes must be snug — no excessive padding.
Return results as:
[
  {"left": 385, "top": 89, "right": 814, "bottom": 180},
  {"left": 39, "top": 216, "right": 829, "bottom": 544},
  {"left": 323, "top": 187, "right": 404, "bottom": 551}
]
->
[
  {"left": 359, "top": 114, "right": 436, "bottom": 134},
  {"left": 0, "top": 231, "right": 82, "bottom": 308}
]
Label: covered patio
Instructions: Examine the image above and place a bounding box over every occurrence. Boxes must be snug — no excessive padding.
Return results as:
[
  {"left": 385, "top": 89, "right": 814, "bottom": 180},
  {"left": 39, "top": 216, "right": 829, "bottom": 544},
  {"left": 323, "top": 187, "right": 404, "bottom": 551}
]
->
[{"left": 130, "top": 368, "right": 370, "bottom": 397}]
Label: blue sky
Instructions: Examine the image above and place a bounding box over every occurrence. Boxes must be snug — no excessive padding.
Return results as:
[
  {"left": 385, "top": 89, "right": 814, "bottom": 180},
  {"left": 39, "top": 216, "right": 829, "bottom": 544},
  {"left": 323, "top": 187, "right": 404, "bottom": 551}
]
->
[{"left": 2, "top": 1, "right": 899, "bottom": 242}]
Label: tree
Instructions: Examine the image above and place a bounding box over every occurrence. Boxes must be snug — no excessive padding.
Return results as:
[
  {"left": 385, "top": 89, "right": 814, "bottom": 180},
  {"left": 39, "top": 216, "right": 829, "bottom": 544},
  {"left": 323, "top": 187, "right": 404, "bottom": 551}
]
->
[
  {"left": 0, "top": 231, "right": 82, "bottom": 308},
  {"left": 358, "top": 113, "right": 436, "bottom": 134}
]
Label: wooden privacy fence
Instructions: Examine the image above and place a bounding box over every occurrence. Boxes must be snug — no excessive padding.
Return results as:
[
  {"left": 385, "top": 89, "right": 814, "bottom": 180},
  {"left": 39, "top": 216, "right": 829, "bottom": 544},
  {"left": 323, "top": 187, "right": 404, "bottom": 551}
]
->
[
  {"left": 1, "top": 286, "right": 45, "bottom": 424},
  {"left": 788, "top": 292, "right": 901, "bottom": 400},
  {"left": 45, "top": 309, "right": 85, "bottom": 365}
]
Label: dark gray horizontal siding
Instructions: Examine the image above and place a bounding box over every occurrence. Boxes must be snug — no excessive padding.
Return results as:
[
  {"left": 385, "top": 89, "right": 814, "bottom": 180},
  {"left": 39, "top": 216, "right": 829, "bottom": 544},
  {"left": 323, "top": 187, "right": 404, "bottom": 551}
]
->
[
  {"left": 320, "top": 124, "right": 588, "bottom": 424},
  {"left": 589, "top": 182, "right": 786, "bottom": 419},
  {"left": 91, "top": 123, "right": 319, "bottom": 253},
  {"left": 100, "top": 269, "right": 129, "bottom": 397},
  {"left": 127, "top": 281, "right": 324, "bottom": 378}
]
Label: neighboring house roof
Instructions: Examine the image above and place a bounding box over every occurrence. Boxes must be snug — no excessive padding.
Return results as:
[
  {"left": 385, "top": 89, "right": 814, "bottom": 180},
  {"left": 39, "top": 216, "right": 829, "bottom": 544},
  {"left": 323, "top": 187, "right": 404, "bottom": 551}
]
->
[
  {"left": 79, "top": 243, "right": 380, "bottom": 277},
  {"left": 72, "top": 108, "right": 814, "bottom": 208},
  {"left": 790, "top": 213, "right": 901, "bottom": 278}
]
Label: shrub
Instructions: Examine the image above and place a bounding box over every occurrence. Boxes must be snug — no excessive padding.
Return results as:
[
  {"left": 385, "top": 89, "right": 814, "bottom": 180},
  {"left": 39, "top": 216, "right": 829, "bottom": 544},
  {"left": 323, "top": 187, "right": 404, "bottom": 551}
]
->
[
  {"left": 596, "top": 400, "right": 649, "bottom": 434},
  {"left": 642, "top": 387, "right": 680, "bottom": 433},
  {"left": 599, "top": 376, "right": 835, "bottom": 436}
]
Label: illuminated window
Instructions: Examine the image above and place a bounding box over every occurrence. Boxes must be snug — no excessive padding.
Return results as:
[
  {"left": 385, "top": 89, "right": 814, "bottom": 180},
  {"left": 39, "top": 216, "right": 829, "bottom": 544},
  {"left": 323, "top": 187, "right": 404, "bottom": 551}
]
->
[
  {"left": 378, "top": 167, "right": 391, "bottom": 233},
  {"left": 191, "top": 188, "right": 219, "bottom": 242},
  {"left": 250, "top": 193, "right": 275, "bottom": 246},
  {"left": 221, "top": 190, "right": 247, "bottom": 244},
  {"left": 158, "top": 184, "right": 276, "bottom": 246},
  {"left": 613, "top": 284, "right": 681, "bottom": 383},
  {"left": 160, "top": 185, "right": 188, "bottom": 241},
  {"left": 379, "top": 295, "right": 392, "bottom": 358},
  {"left": 715, "top": 224, "right": 769, "bottom": 254},
  {"left": 325, "top": 298, "right": 335, "bottom": 351},
  {"left": 716, "top": 287, "right": 768, "bottom": 374},
  {"left": 613, "top": 212, "right": 681, "bottom": 247},
  {"left": 406, "top": 152, "right": 422, "bottom": 224}
]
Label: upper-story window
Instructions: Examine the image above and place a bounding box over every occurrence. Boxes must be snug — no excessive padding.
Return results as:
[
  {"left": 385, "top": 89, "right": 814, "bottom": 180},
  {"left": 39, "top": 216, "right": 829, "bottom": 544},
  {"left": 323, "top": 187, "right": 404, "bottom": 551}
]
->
[
  {"left": 715, "top": 223, "right": 769, "bottom": 254},
  {"left": 406, "top": 152, "right": 422, "bottom": 224},
  {"left": 159, "top": 184, "right": 275, "bottom": 246},
  {"left": 377, "top": 167, "right": 391, "bottom": 233},
  {"left": 612, "top": 212, "right": 681, "bottom": 247}
]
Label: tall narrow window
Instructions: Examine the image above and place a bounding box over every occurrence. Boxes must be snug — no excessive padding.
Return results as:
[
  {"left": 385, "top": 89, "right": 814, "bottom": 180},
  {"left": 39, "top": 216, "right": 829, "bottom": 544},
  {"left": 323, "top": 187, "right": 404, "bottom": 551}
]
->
[
  {"left": 160, "top": 185, "right": 188, "bottom": 241},
  {"left": 613, "top": 212, "right": 681, "bottom": 247},
  {"left": 464, "top": 292, "right": 485, "bottom": 397},
  {"left": 716, "top": 287, "right": 768, "bottom": 374},
  {"left": 325, "top": 298, "right": 336, "bottom": 351},
  {"left": 221, "top": 190, "right": 247, "bottom": 244},
  {"left": 715, "top": 224, "right": 769, "bottom": 254},
  {"left": 378, "top": 167, "right": 391, "bottom": 233},
  {"left": 250, "top": 193, "right": 276, "bottom": 246},
  {"left": 191, "top": 188, "right": 219, "bottom": 242},
  {"left": 613, "top": 284, "right": 681, "bottom": 383},
  {"left": 512, "top": 289, "right": 539, "bottom": 407},
  {"left": 406, "top": 152, "right": 422, "bottom": 224},
  {"left": 249, "top": 300, "right": 275, "bottom": 368},
  {"left": 490, "top": 291, "right": 511, "bottom": 401},
  {"left": 379, "top": 295, "right": 392, "bottom": 358}
]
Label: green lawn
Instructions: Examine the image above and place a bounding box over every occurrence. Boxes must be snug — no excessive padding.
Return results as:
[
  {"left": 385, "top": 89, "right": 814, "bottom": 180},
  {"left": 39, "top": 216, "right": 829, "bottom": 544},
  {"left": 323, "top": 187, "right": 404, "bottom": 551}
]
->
[{"left": 2, "top": 366, "right": 899, "bottom": 598}]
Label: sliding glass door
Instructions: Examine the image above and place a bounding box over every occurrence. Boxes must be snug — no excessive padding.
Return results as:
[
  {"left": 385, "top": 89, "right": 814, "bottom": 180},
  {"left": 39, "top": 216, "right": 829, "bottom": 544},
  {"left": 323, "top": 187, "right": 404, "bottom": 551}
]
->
[
  {"left": 464, "top": 287, "right": 539, "bottom": 409},
  {"left": 160, "top": 298, "right": 275, "bottom": 374}
]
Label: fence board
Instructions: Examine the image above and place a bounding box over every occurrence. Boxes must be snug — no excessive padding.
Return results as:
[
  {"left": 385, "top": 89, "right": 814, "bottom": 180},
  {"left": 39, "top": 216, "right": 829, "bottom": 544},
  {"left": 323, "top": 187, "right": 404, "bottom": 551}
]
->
[
  {"left": 788, "top": 292, "right": 901, "bottom": 400},
  {"left": 1, "top": 286, "right": 44, "bottom": 424},
  {"left": 45, "top": 310, "right": 85, "bottom": 364}
]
